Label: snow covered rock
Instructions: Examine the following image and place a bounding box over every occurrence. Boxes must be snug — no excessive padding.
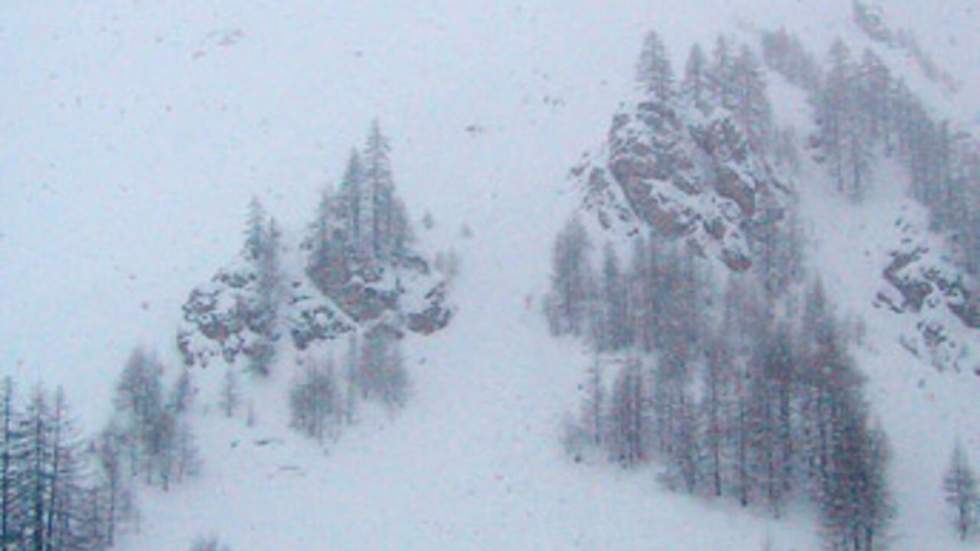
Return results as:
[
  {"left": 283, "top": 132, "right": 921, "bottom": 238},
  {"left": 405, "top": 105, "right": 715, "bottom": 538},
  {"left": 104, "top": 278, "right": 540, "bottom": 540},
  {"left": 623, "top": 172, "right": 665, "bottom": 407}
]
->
[
  {"left": 574, "top": 98, "right": 784, "bottom": 272},
  {"left": 874, "top": 216, "right": 980, "bottom": 371}
]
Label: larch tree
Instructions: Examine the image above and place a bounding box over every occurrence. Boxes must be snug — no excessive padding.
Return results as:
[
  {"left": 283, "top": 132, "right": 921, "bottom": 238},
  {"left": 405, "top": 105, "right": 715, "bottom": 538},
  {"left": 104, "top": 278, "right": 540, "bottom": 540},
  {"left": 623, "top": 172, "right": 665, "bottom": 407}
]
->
[
  {"left": 732, "top": 45, "right": 773, "bottom": 154},
  {"left": 682, "top": 43, "right": 711, "bottom": 114},
  {"left": 289, "top": 359, "right": 339, "bottom": 444},
  {"left": 636, "top": 30, "right": 674, "bottom": 106},
  {"left": 219, "top": 369, "right": 240, "bottom": 419},
  {"left": 607, "top": 359, "right": 648, "bottom": 468},
  {"left": 546, "top": 216, "right": 595, "bottom": 338},
  {"left": 943, "top": 440, "right": 978, "bottom": 541}
]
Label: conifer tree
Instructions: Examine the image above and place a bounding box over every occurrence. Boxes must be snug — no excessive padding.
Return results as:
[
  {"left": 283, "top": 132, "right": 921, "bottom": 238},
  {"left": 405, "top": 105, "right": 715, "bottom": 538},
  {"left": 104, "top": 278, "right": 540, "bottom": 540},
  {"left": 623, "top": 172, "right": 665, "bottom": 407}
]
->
[
  {"left": 219, "top": 369, "right": 240, "bottom": 419},
  {"left": 339, "top": 149, "right": 366, "bottom": 258},
  {"left": 367, "top": 122, "right": 414, "bottom": 261},
  {"left": 580, "top": 354, "right": 606, "bottom": 447},
  {"left": 607, "top": 359, "right": 648, "bottom": 467},
  {"left": 709, "top": 35, "right": 737, "bottom": 109},
  {"left": 546, "top": 216, "right": 594, "bottom": 337},
  {"left": 943, "top": 441, "right": 978, "bottom": 541},
  {"left": 598, "top": 243, "right": 630, "bottom": 352},
  {"left": 113, "top": 348, "right": 164, "bottom": 478},
  {"left": 306, "top": 184, "right": 351, "bottom": 293},
  {"left": 0, "top": 377, "right": 21, "bottom": 549},
  {"left": 700, "top": 334, "right": 735, "bottom": 498},
  {"left": 92, "top": 425, "right": 130, "bottom": 548},
  {"left": 289, "top": 360, "right": 339, "bottom": 444},
  {"left": 636, "top": 30, "right": 674, "bottom": 106},
  {"left": 682, "top": 43, "right": 711, "bottom": 114},
  {"left": 732, "top": 45, "right": 773, "bottom": 153}
]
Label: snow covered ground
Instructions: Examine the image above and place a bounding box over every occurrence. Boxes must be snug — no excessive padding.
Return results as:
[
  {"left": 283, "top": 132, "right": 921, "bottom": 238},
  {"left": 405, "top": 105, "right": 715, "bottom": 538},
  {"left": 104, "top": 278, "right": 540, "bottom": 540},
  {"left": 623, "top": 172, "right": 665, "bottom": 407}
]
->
[{"left": 2, "top": 1, "right": 978, "bottom": 549}]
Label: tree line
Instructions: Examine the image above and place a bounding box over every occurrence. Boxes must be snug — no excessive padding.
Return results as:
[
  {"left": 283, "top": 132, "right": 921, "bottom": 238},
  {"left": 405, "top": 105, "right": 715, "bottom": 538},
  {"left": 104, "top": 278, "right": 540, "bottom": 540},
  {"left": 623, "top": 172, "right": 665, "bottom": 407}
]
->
[
  {"left": 553, "top": 222, "right": 893, "bottom": 549},
  {"left": 762, "top": 27, "right": 980, "bottom": 277},
  {"left": 0, "top": 377, "right": 138, "bottom": 550}
]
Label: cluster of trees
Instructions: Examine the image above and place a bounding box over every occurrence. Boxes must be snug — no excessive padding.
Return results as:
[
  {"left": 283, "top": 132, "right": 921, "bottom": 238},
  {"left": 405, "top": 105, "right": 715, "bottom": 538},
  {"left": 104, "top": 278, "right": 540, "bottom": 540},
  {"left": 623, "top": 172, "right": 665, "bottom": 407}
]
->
[
  {"left": 305, "top": 121, "right": 414, "bottom": 294},
  {"left": 289, "top": 327, "right": 409, "bottom": 444},
  {"left": 761, "top": 28, "right": 822, "bottom": 93},
  {"left": 110, "top": 349, "right": 200, "bottom": 494},
  {"left": 763, "top": 29, "right": 980, "bottom": 276},
  {"left": 204, "top": 120, "right": 419, "bottom": 377},
  {"left": 0, "top": 378, "right": 136, "bottom": 550},
  {"left": 636, "top": 30, "right": 775, "bottom": 156},
  {"left": 558, "top": 238, "right": 894, "bottom": 548},
  {"left": 546, "top": 204, "right": 802, "bottom": 352}
]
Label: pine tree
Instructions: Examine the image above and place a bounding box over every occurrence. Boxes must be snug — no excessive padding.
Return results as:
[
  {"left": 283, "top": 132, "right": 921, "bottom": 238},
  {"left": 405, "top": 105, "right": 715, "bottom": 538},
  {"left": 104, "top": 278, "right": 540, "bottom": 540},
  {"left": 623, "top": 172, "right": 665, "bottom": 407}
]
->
[
  {"left": 306, "top": 184, "right": 351, "bottom": 293},
  {"left": 709, "top": 35, "right": 737, "bottom": 109},
  {"left": 249, "top": 214, "right": 282, "bottom": 376},
  {"left": 377, "top": 335, "right": 409, "bottom": 411},
  {"left": 732, "top": 45, "right": 773, "bottom": 153},
  {"left": 243, "top": 197, "right": 267, "bottom": 263},
  {"left": 747, "top": 325, "right": 796, "bottom": 517},
  {"left": 815, "top": 39, "right": 852, "bottom": 194},
  {"left": 356, "top": 327, "right": 410, "bottom": 409},
  {"left": 546, "top": 216, "right": 594, "bottom": 337},
  {"left": 92, "top": 426, "right": 130, "bottom": 548},
  {"left": 701, "top": 335, "right": 735, "bottom": 498},
  {"left": 607, "top": 359, "right": 648, "bottom": 467},
  {"left": 580, "top": 354, "right": 606, "bottom": 447},
  {"left": 289, "top": 360, "right": 339, "bottom": 444},
  {"left": 855, "top": 49, "right": 892, "bottom": 147},
  {"left": 219, "top": 369, "right": 240, "bottom": 419},
  {"left": 113, "top": 348, "right": 164, "bottom": 479},
  {"left": 818, "top": 395, "right": 893, "bottom": 551},
  {"left": 338, "top": 149, "right": 366, "bottom": 258},
  {"left": 682, "top": 43, "right": 711, "bottom": 114},
  {"left": 18, "top": 385, "right": 50, "bottom": 551},
  {"left": 342, "top": 333, "right": 359, "bottom": 425},
  {"left": 42, "top": 387, "right": 89, "bottom": 550},
  {"left": 636, "top": 30, "right": 674, "bottom": 106},
  {"left": 598, "top": 243, "right": 630, "bottom": 352},
  {"left": 815, "top": 38, "right": 873, "bottom": 201},
  {"left": 364, "top": 120, "right": 396, "bottom": 260},
  {"left": 169, "top": 368, "right": 193, "bottom": 415},
  {"left": 943, "top": 441, "right": 978, "bottom": 541},
  {"left": 171, "top": 417, "right": 200, "bottom": 486},
  {"left": 0, "top": 377, "right": 22, "bottom": 549}
]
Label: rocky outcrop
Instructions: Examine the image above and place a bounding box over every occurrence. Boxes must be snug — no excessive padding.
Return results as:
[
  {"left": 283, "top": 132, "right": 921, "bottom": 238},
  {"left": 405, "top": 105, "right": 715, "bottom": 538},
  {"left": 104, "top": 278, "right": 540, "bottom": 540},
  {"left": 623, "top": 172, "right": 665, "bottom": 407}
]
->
[
  {"left": 177, "top": 263, "right": 277, "bottom": 367},
  {"left": 874, "top": 218, "right": 979, "bottom": 371},
  {"left": 575, "top": 99, "right": 784, "bottom": 272},
  {"left": 178, "top": 248, "right": 452, "bottom": 367}
]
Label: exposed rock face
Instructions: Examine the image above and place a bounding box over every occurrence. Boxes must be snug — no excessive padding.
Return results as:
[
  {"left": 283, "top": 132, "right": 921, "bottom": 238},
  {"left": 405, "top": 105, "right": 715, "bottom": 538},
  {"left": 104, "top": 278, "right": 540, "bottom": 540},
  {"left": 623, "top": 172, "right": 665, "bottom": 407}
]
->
[
  {"left": 177, "top": 264, "right": 281, "bottom": 367},
  {"left": 880, "top": 245, "right": 979, "bottom": 329},
  {"left": 177, "top": 248, "right": 452, "bottom": 368},
  {"left": 575, "top": 99, "right": 785, "bottom": 272},
  {"left": 875, "top": 218, "right": 979, "bottom": 371},
  {"left": 406, "top": 281, "right": 452, "bottom": 335},
  {"left": 287, "top": 278, "right": 354, "bottom": 352}
]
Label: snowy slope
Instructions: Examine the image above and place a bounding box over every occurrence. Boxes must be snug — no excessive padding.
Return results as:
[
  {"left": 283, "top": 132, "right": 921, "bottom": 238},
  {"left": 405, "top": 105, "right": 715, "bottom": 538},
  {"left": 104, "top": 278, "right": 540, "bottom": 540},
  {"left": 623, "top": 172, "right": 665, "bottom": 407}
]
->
[
  {"left": 129, "top": 201, "right": 819, "bottom": 550},
  {"left": 2, "top": 1, "right": 979, "bottom": 550}
]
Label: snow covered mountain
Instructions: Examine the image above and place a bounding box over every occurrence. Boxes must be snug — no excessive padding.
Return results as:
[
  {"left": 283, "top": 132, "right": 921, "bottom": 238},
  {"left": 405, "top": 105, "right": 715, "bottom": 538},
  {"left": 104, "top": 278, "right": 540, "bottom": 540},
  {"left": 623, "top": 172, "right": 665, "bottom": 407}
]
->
[{"left": 1, "top": 1, "right": 978, "bottom": 550}]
